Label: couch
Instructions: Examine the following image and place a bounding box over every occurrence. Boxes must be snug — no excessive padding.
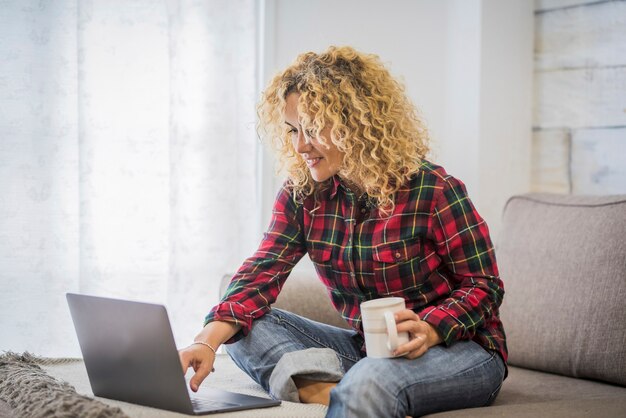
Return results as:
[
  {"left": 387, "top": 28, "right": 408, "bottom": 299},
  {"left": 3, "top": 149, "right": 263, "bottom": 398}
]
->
[
  {"left": 216, "top": 193, "right": 626, "bottom": 417},
  {"left": 10, "top": 193, "right": 625, "bottom": 418}
]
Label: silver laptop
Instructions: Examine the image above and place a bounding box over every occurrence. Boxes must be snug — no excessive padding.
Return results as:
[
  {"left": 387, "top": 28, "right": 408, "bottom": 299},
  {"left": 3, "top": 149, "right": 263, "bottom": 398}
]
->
[{"left": 66, "top": 293, "right": 281, "bottom": 415}]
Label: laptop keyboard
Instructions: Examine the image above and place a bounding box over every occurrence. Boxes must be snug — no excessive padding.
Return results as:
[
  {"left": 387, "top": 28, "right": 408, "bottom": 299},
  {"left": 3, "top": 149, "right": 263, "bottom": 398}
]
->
[{"left": 191, "top": 397, "right": 241, "bottom": 411}]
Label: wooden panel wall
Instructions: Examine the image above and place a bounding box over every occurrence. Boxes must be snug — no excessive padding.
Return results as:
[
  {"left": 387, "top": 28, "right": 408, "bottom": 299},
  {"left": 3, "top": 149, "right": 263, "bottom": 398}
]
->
[{"left": 532, "top": 0, "right": 626, "bottom": 194}]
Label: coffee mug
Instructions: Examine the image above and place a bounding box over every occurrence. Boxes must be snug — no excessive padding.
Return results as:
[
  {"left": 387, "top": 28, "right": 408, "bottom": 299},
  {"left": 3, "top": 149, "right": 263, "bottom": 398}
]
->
[{"left": 360, "top": 297, "right": 410, "bottom": 358}]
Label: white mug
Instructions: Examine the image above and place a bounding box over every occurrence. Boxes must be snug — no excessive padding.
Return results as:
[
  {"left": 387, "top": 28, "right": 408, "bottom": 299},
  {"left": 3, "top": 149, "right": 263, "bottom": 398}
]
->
[{"left": 360, "top": 297, "right": 410, "bottom": 358}]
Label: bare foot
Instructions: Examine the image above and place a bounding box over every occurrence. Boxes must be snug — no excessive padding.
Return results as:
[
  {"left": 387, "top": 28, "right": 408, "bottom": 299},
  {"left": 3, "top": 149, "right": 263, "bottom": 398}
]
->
[{"left": 293, "top": 377, "right": 338, "bottom": 406}]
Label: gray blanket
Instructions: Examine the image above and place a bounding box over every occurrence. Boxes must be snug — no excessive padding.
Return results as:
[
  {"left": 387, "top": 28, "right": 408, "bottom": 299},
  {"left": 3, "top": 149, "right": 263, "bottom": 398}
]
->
[{"left": 0, "top": 352, "right": 127, "bottom": 418}]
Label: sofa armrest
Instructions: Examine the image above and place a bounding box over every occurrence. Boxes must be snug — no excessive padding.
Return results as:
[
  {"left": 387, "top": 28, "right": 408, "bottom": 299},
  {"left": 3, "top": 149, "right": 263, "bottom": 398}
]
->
[{"left": 219, "top": 271, "right": 350, "bottom": 330}]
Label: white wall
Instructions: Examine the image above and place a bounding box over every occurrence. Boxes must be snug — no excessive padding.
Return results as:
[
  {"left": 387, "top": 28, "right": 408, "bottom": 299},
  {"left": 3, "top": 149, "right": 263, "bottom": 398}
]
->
[
  {"left": 259, "top": 0, "right": 534, "bottom": 241},
  {"left": 532, "top": 0, "right": 626, "bottom": 194},
  {"left": 478, "top": 0, "right": 534, "bottom": 235}
]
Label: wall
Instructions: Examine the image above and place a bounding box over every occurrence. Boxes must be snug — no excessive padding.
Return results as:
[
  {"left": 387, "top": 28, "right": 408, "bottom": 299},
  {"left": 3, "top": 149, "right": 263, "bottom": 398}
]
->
[
  {"left": 258, "top": 0, "right": 534, "bottom": 244},
  {"left": 532, "top": 0, "right": 626, "bottom": 194}
]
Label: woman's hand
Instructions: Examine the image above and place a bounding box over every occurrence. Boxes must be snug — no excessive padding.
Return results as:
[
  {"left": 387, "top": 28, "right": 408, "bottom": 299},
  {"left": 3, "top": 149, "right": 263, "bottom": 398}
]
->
[
  {"left": 178, "top": 343, "right": 216, "bottom": 392},
  {"left": 178, "top": 320, "right": 241, "bottom": 392},
  {"left": 392, "top": 309, "right": 443, "bottom": 359}
]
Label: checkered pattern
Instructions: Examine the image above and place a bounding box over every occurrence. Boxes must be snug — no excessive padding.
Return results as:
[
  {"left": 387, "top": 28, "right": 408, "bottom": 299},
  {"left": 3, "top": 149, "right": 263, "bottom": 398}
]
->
[{"left": 206, "top": 161, "right": 507, "bottom": 362}]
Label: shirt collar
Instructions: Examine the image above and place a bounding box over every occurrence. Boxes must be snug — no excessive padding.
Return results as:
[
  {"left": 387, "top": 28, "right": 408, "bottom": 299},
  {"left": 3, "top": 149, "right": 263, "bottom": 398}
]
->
[{"left": 330, "top": 176, "right": 342, "bottom": 199}]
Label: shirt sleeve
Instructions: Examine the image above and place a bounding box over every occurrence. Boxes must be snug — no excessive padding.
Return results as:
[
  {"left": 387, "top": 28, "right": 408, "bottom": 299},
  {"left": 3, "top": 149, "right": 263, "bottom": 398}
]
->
[
  {"left": 418, "top": 176, "right": 504, "bottom": 346},
  {"left": 204, "top": 182, "right": 306, "bottom": 342}
]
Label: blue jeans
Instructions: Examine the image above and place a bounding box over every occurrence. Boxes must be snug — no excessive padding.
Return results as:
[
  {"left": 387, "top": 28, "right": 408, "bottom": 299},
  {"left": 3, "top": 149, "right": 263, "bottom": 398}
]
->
[{"left": 226, "top": 309, "right": 505, "bottom": 418}]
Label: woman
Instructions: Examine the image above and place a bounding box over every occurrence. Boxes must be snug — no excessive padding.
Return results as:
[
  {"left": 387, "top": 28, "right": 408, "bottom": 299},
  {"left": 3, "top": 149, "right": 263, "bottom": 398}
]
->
[{"left": 179, "top": 46, "right": 507, "bottom": 417}]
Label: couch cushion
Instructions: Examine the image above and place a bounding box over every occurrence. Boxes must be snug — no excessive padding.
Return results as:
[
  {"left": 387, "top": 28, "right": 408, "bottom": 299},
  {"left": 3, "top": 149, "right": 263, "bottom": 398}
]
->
[
  {"left": 427, "top": 397, "right": 626, "bottom": 418},
  {"left": 493, "top": 366, "right": 626, "bottom": 405},
  {"left": 497, "top": 193, "right": 626, "bottom": 386},
  {"left": 427, "top": 366, "right": 626, "bottom": 417},
  {"left": 40, "top": 355, "right": 626, "bottom": 418}
]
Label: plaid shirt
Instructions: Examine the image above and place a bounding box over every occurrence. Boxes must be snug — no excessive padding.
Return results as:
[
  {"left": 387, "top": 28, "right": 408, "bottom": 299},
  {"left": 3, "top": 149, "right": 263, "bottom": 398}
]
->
[{"left": 206, "top": 161, "right": 507, "bottom": 362}]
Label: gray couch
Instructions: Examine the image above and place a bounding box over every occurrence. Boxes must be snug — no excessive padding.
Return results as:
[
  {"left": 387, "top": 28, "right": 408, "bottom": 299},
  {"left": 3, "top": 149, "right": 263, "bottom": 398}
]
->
[
  {"left": 219, "top": 193, "right": 626, "bottom": 417},
  {"left": 16, "top": 193, "right": 624, "bottom": 418}
]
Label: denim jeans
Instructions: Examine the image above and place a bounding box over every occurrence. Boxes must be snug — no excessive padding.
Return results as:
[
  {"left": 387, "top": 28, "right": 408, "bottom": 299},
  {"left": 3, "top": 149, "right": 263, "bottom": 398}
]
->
[{"left": 226, "top": 309, "right": 505, "bottom": 418}]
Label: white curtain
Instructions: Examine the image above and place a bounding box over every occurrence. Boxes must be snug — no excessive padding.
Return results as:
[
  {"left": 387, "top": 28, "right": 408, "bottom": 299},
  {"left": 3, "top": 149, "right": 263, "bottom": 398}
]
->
[{"left": 0, "top": 0, "right": 261, "bottom": 357}]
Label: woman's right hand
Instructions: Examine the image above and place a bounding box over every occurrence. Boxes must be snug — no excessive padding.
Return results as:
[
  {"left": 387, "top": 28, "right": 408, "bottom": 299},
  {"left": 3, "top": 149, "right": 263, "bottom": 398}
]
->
[
  {"left": 178, "top": 320, "right": 241, "bottom": 392},
  {"left": 179, "top": 342, "right": 216, "bottom": 392}
]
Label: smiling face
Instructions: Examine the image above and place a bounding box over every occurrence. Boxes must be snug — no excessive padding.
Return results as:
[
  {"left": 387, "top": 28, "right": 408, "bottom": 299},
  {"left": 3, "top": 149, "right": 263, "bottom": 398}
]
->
[{"left": 284, "top": 92, "right": 345, "bottom": 183}]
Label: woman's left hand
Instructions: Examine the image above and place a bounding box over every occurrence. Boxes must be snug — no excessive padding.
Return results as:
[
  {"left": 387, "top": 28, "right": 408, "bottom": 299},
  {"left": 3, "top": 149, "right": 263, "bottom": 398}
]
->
[{"left": 392, "top": 309, "right": 443, "bottom": 359}]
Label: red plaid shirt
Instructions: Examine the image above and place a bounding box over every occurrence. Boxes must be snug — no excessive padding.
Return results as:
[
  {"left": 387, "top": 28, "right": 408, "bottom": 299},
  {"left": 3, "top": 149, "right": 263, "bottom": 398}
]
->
[{"left": 206, "top": 161, "right": 507, "bottom": 363}]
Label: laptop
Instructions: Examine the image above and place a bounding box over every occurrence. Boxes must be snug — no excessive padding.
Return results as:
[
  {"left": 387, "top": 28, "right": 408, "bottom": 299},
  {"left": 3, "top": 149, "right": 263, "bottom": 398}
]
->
[{"left": 66, "top": 293, "right": 281, "bottom": 415}]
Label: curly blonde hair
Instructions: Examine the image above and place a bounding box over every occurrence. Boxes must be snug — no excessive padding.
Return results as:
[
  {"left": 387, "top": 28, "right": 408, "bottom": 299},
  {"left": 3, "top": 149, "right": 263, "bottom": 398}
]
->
[{"left": 257, "top": 46, "right": 430, "bottom": 213}]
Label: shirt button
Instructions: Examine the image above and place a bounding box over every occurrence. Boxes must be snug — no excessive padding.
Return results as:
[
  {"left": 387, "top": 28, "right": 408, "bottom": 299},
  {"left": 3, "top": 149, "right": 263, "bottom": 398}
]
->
[
  {"left": 350, "top": 272, "right": 356, "bottom": 278},
  {"left": 394, "top": 252, "right": 402, "bottom": 259},
  {"left": 360, "top": 208, "right": 367, "bottom": 214}
]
